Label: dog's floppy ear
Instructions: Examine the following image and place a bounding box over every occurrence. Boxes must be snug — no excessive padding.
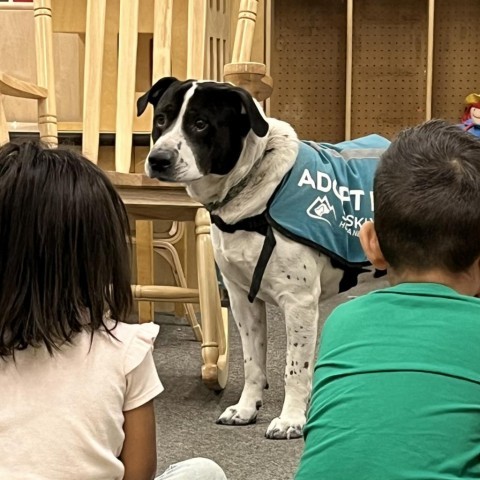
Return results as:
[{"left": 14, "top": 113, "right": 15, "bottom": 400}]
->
[
  {"left": 231, "top": 86, "right": 269, "bottom": 138},
  {"left": 137, "top": 77, "right": 178, "bottom": 116}
]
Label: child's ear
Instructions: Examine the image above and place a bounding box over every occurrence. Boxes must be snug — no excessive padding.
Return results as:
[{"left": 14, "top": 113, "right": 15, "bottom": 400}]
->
[
  {"left": 359, "top": 221, "right": 389, "bottom": 271},
  {"left": 472, "top": 256, "right": 480, "bottom": 298}
]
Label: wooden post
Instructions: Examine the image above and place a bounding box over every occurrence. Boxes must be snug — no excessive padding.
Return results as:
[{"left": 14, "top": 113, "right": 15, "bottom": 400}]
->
[
  {"left": 82, "top": 0, "right": 106, "bottom": 163},
  {"left": 115, "top": 0, "right": 139, "bottom": 173},
  {"left": 135, "top": 0, "right": 172, "bottom": 323},
  {"left": 426, "top": 0, "right": 435, "bottom": 120},
  {"left": 224, "top": 0, "right": 272, "bottom": 101},
  {"left": 231, "top": 0, "right": 258, "bottom": 64},
  {"left": 153, "top": 0, "right": 173, "bottom": 80},
  {"left": 0, "top": 96, "right": 8, "bottom": 146},
  {"left": 135, "top": 0, "right": 174, "bottom": 323},
  {"left": 116, "top": 0, "right": 150, "bottom": 321},
  {"left": 265, "top": 0, "right": 272, "bottom": 115},
  {"left": 136, "top": 221, "right": 155, "bottom": 323},
  {"left": 345, "top": 0, "right": 353, "bottom": 141},
  {"left": 34, "top": 0, "right": 57, "bottom": 146},
  {"left": 196, "top": 208, "right": 228, "bottom": 390},
  {"left": 187, "top": 0, "right": 208, "bottom": 78}
]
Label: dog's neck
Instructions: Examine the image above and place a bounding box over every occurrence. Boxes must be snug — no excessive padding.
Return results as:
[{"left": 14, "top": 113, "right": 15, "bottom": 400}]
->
[{"left": 186, "top": 118, "right": 299, "bottom": 224}]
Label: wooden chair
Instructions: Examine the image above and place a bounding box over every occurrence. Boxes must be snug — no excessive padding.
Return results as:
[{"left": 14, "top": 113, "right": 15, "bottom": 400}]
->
[
  {"left": 110, "top": 172, "right": 229, "bottom": 390},
  {"left": 72, "top": 0, "right": 230, "bottom": 389},
  {"left": 110, "top": 0, "right": 228, "bottom": 389},
  {"left": 0, "top": 0, "right": 57, "bottom": 146},
  {"left": 1, "top": 0, "right": 264, "bottom": 391},
  {"left": 1, "top": 0, "right": 230, "bottom": 390}
]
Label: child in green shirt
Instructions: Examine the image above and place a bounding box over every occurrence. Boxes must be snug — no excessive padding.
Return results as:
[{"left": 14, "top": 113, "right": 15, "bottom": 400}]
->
[{"left": 295, "top": 120, "right": 480, "bottom": 480}]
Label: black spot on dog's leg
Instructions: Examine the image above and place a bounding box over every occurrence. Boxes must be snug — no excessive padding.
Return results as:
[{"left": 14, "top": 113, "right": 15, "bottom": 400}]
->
[
  {"left": 304, "top": 362, "right": 309, "bottom": 369},
  {"left": 256, "top": 401, "right": 262, "bottom": 410},
  {"left": 177, "top": 141, "right": 182, "bottom": 149},
  {"left": 290, "top": 370, "right": 294, "bottom": 375},
  {"left": 265, "top": 382, "right": 269, "bottom": 390},
  {"left": 303, "top": 264, "right": 307, "bottom": 269},
  {"left": 287, "top": 274, "right": 291, "bottom": 279},
  {"left": 294, "top": 343, "right": 298, "bottom": 347}
]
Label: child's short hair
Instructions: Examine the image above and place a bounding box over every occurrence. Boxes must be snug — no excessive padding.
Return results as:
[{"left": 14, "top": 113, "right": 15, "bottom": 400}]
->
[
  {"left": 374, "top": 119, "right": 480, "bottom": 273},
  {"left": 0, "top": 141, "right": 132, "bottom": 356}
]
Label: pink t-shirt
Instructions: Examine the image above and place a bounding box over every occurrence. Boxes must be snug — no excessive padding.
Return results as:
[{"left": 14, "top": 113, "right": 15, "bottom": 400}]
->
[{"left": 0, "top": 321, "right": 163, "bottom": 480}]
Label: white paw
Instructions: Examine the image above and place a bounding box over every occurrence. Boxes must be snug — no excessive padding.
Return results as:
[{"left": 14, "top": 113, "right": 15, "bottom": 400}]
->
[
  {"left": 216, "top": 402, "right": 261, "bottom": 425},
  {"left": 265, "top": 414, "right": 305, "bottom": 439}
]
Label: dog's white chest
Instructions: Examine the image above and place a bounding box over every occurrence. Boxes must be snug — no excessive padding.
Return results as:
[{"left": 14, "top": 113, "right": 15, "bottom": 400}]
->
[{"left": 211, "top": 226, "right": 342, "bottom": 305}]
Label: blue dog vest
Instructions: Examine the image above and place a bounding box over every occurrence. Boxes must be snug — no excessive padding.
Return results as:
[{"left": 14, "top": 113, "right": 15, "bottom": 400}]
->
[
  {"left": 210, "top": 135, "right": 390, "bottom": 302},
  {"left": 267, "top": 136, "right": 390, "bottom": 266}
]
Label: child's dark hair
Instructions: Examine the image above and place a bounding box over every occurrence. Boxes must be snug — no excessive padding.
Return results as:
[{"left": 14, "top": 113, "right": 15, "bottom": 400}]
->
[
  {"left": 374, "top": 119, "right": 480, "bottom": 273},
  {"left": 0, "top": 141, "right": 132, "bottom": 356}
]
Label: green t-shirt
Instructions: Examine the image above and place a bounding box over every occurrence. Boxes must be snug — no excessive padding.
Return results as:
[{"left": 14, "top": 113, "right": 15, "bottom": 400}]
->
[{"left": 295, "top": 283, "right": 480, "bottom": 480}]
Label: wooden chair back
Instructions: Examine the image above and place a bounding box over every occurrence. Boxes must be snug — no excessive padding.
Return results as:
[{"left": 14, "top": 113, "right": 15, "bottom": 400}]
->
[
  {"left": 224, "top": 0, "right": 272, "bottom": 101},
  {"left": 68, "top": 0, "right": 231, "bottom": 170},
  {"left": 0, "top": 0, "right": 57, "bottom": 146}
]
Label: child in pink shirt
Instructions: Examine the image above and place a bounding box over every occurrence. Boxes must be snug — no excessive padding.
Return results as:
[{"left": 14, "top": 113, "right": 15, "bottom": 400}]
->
[{"left": 0, "top": 141, "right": 226, "bottom": 480}]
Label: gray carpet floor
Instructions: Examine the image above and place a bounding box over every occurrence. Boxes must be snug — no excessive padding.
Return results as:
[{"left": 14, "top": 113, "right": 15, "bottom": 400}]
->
[{"left": 153, "top": 274, "right": 389, "bottom": 480}]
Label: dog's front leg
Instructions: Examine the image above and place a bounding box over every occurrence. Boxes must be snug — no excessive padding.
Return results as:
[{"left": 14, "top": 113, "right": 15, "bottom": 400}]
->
[
  {"left": 265, "top": 299, "right": 319, "bottom": 439},
  {"left": 217, "top": 279, "right": 267, "bottom": 425}
]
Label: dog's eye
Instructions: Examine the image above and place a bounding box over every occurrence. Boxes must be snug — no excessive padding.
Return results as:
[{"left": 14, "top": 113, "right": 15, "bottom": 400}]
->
[
  {"left": 194, "top": 119, "right": 207, "bottom": 131},
  {"left": 156, "top": 115, "right": 167, "bottom": 128}
]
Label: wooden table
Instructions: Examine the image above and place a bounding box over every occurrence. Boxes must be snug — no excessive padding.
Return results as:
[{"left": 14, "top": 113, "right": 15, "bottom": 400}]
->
[{"left": 108, "top": 171, "right": 229, "bottom": 391}]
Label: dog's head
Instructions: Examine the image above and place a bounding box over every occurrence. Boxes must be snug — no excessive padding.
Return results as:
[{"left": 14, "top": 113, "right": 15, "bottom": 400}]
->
[{"left": 137, "top": 77, "right": 269, "bottom": 182}]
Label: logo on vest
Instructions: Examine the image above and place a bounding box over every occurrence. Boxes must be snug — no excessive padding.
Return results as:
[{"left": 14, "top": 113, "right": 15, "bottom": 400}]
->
[
  {"left": 306, "top": 196, "right": 337, "bottom": 226},
  {"left": 298, "top": 168, "right": 374, "bottom": 236}
]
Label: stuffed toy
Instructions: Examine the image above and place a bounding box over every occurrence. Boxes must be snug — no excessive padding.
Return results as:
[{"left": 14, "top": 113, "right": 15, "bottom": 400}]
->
[{"left": 461, "top": 93, "right": 480, "bottom": 137}]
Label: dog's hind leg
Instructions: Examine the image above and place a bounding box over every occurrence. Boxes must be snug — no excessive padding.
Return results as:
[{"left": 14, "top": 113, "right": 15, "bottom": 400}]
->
[
  {"left": 265, "top": 297, "right": 319, "bottom": 440},
  {"left": 216, "top": 280, "right": 267, "bottom": 426}
]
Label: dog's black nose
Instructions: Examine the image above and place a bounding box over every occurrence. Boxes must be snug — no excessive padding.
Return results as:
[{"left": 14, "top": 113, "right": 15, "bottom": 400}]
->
[{"left": 148, "top": 149, "right": 176, "bottom": 171}]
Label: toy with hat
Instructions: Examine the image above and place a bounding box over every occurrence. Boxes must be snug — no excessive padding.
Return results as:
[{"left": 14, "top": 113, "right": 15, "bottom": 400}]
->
[{"left": 460, "top": 93, "right": 480, "bottom": 137}]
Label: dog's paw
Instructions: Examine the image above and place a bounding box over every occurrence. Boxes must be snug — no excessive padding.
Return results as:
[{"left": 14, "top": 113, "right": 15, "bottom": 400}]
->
[
  {"left": 265, "top": 415, "right": 305, "bottom": 440},
  {"left": 216, "top": 404, "right": 258, "bottom": 426}
]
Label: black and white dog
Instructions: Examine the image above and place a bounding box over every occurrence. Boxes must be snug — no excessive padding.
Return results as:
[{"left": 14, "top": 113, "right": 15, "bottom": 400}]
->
[{"left": 137, "top": 77, "right": 384, "bottom": 439}]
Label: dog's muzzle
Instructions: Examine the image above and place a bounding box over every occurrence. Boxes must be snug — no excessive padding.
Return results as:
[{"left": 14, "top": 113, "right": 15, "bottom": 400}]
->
[
  {"left": 148, "top": 149, "right": 177, "bottom": 171},
  {"left": 146, "top": 149, "right": 178, "bottom": 179}
]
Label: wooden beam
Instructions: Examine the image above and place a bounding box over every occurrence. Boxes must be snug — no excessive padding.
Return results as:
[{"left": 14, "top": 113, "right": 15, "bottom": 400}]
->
[
  {"left": 187, "top": 0, "right": 207, "bottom": 78},
  {"left": 132, "top": 285, "right": 200, "bottom": 303},
  {"left": 0, "top": 73, "right": 47, "bottom": 99},
  {"left": 82, "top": 0, "right": 106, "bottom": 163},
  {"left": 426, "top": 0, "right": 435, "bottom": 120},
  {"left": 115, "top": 0, "right": 139, "bottom": 172},
  {"left": 34, "top": 0, "right": 58, "bottom": 145},
  {"left": 345, "top": 0, "right": 353, "bottom": 141}
]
